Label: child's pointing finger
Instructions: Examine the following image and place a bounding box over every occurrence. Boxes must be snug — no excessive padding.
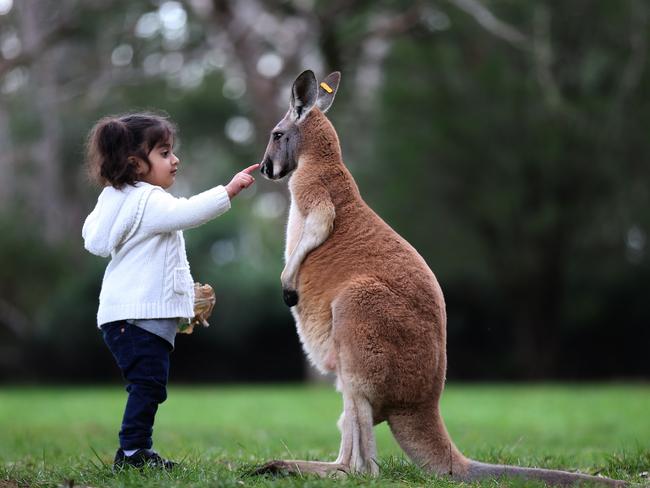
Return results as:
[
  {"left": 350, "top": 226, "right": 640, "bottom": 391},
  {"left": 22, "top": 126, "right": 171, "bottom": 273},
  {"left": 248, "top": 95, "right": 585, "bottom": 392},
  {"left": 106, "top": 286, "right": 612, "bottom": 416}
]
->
[{"left": 242, "top": 163, "right": 260, "bottom": 175}]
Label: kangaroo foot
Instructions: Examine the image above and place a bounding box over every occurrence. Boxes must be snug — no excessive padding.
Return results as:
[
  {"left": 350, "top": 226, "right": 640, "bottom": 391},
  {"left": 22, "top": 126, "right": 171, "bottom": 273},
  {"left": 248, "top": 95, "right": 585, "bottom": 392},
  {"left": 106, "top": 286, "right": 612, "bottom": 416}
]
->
[{"left": 252, "top": 459, "right": 348, "bottom": 478}]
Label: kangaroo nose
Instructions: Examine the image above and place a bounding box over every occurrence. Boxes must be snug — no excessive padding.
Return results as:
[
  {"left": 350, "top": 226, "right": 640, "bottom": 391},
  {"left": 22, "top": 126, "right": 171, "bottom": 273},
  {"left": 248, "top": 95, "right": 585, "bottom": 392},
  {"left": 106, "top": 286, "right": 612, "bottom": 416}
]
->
[{"left": 261, "top": 157, "right": 272, "bottom": 177}]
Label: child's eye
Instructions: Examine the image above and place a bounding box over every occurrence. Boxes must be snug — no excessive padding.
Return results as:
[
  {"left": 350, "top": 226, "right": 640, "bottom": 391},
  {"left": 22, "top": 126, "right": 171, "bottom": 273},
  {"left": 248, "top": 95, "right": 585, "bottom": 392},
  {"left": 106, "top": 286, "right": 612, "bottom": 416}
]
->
[{"left": 161, "top": 151, "right": 169, "bottom": 157}]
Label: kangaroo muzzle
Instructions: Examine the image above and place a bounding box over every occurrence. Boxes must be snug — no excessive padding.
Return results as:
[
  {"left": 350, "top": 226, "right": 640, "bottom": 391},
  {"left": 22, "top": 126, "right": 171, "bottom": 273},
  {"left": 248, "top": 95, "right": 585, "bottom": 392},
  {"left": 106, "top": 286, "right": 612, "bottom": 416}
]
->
[{"left": 260, "top": 156, "right": 273, "bottom": 179}]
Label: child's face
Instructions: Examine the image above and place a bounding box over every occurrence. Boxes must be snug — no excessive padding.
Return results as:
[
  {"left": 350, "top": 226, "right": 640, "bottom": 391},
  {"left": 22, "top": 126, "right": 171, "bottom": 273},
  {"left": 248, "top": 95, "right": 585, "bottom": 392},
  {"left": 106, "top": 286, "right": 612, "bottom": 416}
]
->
[{"left": 138, "top": 140, "right": 179, "bottom": 189}]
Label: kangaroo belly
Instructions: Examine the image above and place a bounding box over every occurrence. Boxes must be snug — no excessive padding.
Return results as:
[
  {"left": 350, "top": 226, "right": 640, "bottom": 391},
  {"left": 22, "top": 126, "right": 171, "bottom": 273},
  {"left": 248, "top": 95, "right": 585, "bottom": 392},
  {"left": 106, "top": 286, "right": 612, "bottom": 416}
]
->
[{"left": 292, "top": 305, "right": 335, "bottom": 374}]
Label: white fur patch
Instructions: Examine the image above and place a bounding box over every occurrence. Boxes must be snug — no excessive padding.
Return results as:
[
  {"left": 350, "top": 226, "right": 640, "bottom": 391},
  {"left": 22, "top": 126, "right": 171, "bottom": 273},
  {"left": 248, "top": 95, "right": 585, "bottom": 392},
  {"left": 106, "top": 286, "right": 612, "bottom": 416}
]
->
[{"left": 292, "top": 309, "right": 334, "bottom": 374}]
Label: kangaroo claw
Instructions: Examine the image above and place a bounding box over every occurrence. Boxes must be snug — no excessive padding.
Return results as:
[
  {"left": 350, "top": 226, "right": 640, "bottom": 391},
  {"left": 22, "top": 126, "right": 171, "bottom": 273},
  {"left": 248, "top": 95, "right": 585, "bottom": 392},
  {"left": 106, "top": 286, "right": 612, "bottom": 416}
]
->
[{"left": 283, "top": 288, "right": 299, "bottom": 307}]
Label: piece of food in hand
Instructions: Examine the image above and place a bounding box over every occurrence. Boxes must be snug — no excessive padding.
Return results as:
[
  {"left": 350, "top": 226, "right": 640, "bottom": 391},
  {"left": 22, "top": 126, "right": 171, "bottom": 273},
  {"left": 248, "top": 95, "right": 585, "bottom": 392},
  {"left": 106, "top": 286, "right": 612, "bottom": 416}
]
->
[
  {"left": 193, "top": 283, "right": 216, "bottom": 326},
  {"left": 177, "top": 283, "right": 216, "bottom": 334}
]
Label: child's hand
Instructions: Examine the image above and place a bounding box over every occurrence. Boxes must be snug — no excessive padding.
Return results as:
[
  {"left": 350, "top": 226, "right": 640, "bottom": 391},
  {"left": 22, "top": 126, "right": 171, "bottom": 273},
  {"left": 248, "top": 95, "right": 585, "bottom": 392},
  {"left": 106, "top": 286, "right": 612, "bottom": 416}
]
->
[{"left": 225, "top": 163, "right": 259, "bottom": 199}]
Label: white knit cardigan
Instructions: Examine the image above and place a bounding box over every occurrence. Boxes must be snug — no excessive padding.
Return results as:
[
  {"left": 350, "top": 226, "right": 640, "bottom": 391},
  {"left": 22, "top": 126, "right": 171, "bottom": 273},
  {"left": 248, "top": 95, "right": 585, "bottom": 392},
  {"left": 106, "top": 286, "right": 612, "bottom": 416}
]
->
[{"left": 82, "top": 182, "right": 231, "bottom": 326}]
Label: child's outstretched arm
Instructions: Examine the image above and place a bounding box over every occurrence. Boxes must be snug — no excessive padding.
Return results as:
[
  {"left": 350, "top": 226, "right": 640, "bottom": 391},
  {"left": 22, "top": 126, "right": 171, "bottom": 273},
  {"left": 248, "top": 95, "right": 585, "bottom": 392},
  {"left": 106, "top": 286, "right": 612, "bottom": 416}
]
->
[{"left": 140, "top": 163, "right": 260, "bottom": 234}]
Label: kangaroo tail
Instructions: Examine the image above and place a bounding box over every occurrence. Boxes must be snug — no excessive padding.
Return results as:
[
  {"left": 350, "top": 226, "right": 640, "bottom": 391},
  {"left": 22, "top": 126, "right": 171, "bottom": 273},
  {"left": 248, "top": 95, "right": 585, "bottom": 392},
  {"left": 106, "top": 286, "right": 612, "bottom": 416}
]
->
[
  {"left": 387, "top": 407, "right": 627, "bottom": 486},
  {"left": 387, "top": 407, "right": 470, "bottom": 477},
  {"left": 462, "top": 460, "right": 627, "bottom": 487}
]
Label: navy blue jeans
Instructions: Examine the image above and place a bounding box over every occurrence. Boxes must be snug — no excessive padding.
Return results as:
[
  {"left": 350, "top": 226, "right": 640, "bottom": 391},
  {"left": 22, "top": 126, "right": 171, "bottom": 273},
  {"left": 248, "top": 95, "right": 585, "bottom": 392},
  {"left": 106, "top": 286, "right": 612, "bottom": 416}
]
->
[{"left": 102, "top": 320, "right": 172, "bottom": 450}]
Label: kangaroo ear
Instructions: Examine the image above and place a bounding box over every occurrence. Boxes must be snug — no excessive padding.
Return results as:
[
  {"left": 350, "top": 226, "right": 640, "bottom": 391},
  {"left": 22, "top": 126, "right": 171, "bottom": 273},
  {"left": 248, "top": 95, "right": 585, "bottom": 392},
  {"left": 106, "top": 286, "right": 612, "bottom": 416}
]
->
[
  {"left": 290, "top": 70, "right": 318, "bottom": 121},
  {"left": 316, "top": 71, "right": 340, "bottom": 113}
]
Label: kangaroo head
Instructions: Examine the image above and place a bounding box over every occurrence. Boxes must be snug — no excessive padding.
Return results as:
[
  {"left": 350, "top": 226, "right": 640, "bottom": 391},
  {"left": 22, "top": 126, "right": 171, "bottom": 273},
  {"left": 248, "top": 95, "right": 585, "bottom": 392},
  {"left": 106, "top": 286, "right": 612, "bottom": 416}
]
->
[{"left": 260, "top": 70, "right": 340, "bottom": 180}]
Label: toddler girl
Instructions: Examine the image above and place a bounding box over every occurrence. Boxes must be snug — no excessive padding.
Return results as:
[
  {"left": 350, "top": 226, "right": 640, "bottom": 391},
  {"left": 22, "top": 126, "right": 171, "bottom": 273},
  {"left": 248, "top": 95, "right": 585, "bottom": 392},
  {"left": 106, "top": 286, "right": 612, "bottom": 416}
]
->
[{"left": 82, "top": 112, "right": 258, "bottom": 469}]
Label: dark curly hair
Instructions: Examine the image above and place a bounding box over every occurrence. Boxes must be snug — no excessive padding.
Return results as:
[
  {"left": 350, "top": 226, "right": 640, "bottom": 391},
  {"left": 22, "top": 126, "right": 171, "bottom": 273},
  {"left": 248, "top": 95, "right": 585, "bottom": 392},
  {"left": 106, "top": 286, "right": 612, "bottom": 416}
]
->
[{"left": 85, "top": 112, "right": 177, "bottom": 189}]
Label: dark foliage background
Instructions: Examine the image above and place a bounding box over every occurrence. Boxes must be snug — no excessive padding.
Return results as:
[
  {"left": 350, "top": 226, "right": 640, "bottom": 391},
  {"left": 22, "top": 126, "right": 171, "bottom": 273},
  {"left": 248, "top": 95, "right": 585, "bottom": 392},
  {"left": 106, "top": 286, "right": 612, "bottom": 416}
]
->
[{"left": 0, "top": 0, "right": 648, "bottom": 382}]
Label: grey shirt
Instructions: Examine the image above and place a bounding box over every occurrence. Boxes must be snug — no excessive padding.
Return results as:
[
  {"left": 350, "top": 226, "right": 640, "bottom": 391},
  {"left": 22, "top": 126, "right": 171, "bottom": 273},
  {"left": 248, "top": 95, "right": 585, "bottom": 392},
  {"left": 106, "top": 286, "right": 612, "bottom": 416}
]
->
[{"left": 127, "top": 318, "right": 178, "bottom": 349}]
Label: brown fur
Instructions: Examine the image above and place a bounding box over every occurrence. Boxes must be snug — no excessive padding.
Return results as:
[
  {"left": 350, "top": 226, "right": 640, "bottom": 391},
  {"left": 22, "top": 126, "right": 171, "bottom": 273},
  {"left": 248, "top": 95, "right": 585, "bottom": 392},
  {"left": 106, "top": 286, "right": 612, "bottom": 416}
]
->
[{"left": 256, "top": 71, "right": 627, "bottom": 486}]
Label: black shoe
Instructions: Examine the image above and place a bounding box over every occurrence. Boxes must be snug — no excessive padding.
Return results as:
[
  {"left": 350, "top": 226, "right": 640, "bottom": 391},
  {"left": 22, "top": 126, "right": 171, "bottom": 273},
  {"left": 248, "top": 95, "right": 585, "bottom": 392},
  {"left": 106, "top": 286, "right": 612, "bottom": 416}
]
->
[{"left": 113, "top": 448, "right": 176, "bottom": 470}]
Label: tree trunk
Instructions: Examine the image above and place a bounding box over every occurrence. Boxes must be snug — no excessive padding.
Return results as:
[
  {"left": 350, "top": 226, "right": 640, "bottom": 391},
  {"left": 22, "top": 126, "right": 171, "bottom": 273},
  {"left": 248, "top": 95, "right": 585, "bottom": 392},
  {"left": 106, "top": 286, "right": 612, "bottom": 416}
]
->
[
  {"left": 17, "top": 0, "right": 67, "bottom": 243},
  {"left": 0, "top": 107, "right": 13, "bottom": 206}
]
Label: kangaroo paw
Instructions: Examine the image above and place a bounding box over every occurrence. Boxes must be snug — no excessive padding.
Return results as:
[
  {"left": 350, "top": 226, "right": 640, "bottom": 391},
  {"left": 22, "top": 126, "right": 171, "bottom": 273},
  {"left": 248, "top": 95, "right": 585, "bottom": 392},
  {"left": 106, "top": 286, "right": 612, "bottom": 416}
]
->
[
  {"left": 252, "top": 459, "right": 348, "bottom": 478},
  {"left": 282, "top": 288, "right": 299, "bottom": 307}
]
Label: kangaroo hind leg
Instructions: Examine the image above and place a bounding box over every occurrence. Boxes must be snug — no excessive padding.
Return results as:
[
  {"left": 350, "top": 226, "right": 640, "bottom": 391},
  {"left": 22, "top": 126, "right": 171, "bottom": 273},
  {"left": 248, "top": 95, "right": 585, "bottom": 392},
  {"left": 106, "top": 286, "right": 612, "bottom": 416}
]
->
[
  {"left": 251, "top": 389, "right": 377, "bottom": 478},
  {"left": 330, "top": 281, "right": 395, "bottom": 476},
  {"left": 335, "top": 387, "right": 379, "bottom": 475},
  {"left": 252, "top": 371, "right": 379, "bottom": 477}
]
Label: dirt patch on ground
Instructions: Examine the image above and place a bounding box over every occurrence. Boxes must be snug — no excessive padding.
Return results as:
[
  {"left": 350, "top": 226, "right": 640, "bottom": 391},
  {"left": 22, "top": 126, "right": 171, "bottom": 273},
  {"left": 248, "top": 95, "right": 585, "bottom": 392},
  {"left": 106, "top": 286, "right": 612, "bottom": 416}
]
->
[{"left": 0, "top": 481, "right": 21, "bottom": 488}]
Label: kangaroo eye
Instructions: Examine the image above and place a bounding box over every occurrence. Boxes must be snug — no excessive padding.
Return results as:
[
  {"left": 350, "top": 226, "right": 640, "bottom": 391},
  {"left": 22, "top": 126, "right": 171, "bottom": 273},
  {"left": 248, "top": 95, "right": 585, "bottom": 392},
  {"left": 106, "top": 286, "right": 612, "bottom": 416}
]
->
[{"left": 273, "top": 132, "right": 284, "bottom": 141}]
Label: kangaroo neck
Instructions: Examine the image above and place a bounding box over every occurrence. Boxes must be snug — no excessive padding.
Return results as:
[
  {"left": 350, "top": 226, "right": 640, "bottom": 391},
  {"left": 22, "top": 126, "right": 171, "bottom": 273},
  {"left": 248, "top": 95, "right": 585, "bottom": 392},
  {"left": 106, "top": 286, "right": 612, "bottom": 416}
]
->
[
  {"left": 296, "top": 151, "right": 362, "bottom": 210},
  {"left": 296, "top": 114, "right": 363, "bottom": 208},
  {"left": 299, "top": 117, "right": 342, "bottom": 166}
]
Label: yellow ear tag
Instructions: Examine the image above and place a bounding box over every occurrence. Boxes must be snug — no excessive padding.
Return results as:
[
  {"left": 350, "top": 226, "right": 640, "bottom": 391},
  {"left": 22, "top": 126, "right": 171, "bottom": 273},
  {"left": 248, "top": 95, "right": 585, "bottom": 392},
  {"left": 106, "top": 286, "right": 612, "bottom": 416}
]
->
[{"left": 320, "top": 82, "right": 333, "bottom": 93}]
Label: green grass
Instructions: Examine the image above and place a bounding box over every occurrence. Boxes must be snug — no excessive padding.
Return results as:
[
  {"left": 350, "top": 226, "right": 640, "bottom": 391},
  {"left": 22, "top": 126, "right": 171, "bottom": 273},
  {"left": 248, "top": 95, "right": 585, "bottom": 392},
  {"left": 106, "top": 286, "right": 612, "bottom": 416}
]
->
[{"left": 0, "top": 384, "right": 648, "bottom": 487}]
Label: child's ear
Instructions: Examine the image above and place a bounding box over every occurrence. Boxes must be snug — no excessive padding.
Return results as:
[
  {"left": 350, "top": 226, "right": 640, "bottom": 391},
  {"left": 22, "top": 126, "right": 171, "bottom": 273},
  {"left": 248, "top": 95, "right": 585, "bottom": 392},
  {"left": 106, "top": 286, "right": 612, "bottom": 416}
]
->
[{"left": 129, "top": 157, "right": 148, "bottom": 176}]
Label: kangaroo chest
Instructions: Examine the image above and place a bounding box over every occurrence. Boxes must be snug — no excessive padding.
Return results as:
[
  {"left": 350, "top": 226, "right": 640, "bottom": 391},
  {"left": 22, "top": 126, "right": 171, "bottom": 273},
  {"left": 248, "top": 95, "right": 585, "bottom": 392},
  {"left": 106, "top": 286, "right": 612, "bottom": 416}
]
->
[
  {"left": 285, "top": 193, "right": 304, "bottom": 261},
  {"left": 284, "top": 191, "right": 335, "bottom": 373}
]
